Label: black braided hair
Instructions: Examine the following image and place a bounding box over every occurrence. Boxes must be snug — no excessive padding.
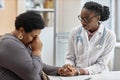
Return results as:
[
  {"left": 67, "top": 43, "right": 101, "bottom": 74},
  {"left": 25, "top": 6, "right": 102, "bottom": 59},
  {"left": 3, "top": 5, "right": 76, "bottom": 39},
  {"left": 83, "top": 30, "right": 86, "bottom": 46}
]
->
[{"left": 83, "top": 1, "right": 110, "bottom": 21}]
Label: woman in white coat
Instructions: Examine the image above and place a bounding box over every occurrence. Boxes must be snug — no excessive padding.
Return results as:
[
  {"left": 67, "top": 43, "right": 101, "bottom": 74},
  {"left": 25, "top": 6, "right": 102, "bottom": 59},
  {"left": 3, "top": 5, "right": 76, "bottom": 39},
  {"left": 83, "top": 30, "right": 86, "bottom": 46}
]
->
[{"left": 58, "top": 1, "right": 116, "bottom": 76}]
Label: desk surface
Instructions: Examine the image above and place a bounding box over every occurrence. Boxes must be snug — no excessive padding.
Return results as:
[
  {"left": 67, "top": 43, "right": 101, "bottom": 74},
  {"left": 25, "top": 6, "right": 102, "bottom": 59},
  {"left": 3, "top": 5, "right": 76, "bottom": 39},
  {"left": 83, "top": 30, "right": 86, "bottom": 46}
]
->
[{"left": 49, "top": 71, "right": 120, "bottom": 80}]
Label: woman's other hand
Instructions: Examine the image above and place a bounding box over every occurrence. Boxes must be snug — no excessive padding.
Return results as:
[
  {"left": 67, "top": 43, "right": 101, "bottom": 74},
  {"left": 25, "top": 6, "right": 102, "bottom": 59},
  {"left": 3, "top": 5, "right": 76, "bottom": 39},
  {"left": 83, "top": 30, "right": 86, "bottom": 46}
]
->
[{"left": 31, "top": 37, "right": 42, "bottom": 56}]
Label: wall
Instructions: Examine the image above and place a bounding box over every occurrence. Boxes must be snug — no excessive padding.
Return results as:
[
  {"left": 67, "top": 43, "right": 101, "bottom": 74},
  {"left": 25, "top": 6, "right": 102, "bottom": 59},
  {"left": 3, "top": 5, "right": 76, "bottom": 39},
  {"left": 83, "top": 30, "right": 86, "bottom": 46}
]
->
[
  {"left": 56, "top": 0, "right": 81, "bottom": 33},
  {"left": 55, "top": 0, "right": 81, "bottom": 66},
  {"left": 0, "top": 0, "right": 17, "bottom": 35},
  {"left": 17, "top": 0, "right": 26, "bottom": 15},
  {"left": 113, "top": 0, "right": 120, "bottom": 71},
  {"left": 40, "top": 27, "right": 54, "bottom": 65},
  {"left": 114, "top": 47, "right": 120, "bottom": 70}
]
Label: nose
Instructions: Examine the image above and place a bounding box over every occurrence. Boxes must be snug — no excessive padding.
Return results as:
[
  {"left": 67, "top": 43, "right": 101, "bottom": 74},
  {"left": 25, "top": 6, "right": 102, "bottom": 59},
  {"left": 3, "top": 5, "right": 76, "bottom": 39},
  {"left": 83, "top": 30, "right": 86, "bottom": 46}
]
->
[{"left": 81, "top": 20, "right": 87, "bottom": 26}]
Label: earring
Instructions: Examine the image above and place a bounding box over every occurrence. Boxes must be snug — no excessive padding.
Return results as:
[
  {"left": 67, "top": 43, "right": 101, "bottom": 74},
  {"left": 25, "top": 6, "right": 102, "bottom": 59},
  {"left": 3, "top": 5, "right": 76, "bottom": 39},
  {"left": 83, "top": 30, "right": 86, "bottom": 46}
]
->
[{"left": 18, "top": 33, "right": 23, "bottom": 40}]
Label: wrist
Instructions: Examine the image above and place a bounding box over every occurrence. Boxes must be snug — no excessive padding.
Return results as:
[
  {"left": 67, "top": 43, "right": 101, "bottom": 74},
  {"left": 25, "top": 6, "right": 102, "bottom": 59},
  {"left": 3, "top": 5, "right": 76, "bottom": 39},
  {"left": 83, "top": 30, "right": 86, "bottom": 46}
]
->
[
  {"left": 84, "top": 69, "right": 89, "bottom": 75},
  {"left": 79, "top": 69, "right": 89, "bottom": 75},
  {"left": 32, "top": 50, "right": 40, "bottom": 55},
  {"left": 77, "top": 70, "right": 81, "bottom": 75}
]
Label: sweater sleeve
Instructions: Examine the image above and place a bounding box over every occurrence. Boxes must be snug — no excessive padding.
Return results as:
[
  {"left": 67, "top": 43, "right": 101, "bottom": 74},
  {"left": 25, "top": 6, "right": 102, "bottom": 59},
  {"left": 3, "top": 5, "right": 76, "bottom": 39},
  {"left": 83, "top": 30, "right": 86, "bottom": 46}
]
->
[
  {"left": 0, "top": 38, "right": 43, "bottom": 80},
  {"left": 43, "top": 63, "right": 59, "bottom": 76}
]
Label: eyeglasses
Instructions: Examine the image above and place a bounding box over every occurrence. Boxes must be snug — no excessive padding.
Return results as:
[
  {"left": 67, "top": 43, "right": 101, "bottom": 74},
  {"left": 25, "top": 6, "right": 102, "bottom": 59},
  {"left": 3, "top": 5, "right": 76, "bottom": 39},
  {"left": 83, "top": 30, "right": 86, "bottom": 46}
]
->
[{"left": 78, "top": 15, "right": 97, "bottom": 23}]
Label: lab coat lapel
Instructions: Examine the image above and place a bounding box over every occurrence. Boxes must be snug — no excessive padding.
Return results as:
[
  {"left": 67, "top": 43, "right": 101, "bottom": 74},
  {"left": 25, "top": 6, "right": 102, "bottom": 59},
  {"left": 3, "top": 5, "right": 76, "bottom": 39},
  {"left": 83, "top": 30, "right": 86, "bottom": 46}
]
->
[{"left": 82, "top": 28, "right": 90, "bottom": 67}]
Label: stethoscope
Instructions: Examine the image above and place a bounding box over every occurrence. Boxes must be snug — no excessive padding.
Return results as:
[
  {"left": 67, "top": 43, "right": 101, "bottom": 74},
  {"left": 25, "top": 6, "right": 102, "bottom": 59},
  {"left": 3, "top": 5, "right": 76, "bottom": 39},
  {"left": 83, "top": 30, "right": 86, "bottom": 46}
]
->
[{"left": 76, "top": 27, "right": 106, "bottom": 50}]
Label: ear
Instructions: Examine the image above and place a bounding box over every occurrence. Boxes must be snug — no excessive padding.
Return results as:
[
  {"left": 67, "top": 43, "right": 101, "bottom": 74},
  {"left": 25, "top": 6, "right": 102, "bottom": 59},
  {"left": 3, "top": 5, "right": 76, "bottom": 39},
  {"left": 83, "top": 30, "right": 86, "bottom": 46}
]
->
[
  {"left": 97, "top": 16, "right": 101, "bottom": 21},
  {"left": 19, "top": 27, "right": 25, "bottom": 34}
]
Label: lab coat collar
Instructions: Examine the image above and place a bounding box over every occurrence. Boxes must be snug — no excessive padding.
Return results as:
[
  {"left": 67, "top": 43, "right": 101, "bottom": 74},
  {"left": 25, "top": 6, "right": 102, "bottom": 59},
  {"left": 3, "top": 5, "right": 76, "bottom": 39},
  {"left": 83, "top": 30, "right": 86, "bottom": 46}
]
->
[
  {"left": 81, "top": 23, "right": 105, "bottom": 35},
  {"left": 97, "top": 24, "right": 105, "bottom": 34}
]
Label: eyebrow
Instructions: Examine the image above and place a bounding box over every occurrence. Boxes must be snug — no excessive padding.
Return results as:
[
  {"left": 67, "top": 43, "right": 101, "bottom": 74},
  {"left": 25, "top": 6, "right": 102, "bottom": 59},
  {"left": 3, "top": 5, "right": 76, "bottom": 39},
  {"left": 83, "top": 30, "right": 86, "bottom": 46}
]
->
[{"left": 81, "top": 15, "right": 90, "bottom": 18}]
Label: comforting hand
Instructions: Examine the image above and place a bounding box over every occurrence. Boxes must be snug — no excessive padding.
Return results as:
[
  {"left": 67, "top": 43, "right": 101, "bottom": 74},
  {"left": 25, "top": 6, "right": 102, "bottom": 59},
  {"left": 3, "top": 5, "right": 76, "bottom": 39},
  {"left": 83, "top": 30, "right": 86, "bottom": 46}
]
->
[
  {"left": 58, "top": 64, "right": 78, "bottom": 76},
  {"left": 31, "top": 37, "right": 42, "bottom": 56},
  {"left": 79, "top": 69, "right": 89, "bottom": 75}
]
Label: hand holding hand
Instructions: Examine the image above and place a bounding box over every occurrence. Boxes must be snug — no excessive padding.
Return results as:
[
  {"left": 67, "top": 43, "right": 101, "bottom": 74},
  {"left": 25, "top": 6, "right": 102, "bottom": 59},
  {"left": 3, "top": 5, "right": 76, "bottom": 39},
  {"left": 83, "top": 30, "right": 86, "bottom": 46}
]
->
[{"left": 58, "top": 64, "right": 78, "bottom": 76}]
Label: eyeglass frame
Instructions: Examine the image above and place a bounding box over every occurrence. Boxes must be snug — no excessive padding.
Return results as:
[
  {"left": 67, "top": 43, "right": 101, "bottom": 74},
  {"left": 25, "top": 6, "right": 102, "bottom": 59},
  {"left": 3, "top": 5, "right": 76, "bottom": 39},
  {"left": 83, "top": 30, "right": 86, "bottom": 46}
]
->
[{"left": 78, "top": 15, "right": 97, "bottom": 23}]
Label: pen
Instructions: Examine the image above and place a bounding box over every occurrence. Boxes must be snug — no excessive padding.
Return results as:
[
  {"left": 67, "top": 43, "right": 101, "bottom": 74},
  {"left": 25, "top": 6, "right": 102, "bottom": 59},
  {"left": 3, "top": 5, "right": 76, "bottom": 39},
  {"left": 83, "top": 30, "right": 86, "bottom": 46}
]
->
[{"left": 84, "top": 77, "right": 92, "bottom": 80}]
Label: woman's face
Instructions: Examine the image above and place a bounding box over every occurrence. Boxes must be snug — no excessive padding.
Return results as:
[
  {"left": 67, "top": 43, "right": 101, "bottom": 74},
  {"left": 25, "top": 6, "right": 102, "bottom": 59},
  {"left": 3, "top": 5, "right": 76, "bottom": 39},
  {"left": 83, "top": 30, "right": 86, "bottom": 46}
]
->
[
  {"left": 22, "top": 29, "right": 41, "bottom": 46},
  {"left": 79, "top": 8, "right": 100, "bottom": 31}
]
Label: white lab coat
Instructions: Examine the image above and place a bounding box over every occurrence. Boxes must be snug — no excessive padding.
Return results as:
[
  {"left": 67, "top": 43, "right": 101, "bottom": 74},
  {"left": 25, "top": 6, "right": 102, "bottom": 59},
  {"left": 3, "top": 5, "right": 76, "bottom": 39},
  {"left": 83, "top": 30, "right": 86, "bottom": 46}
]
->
[{"left": 65, "top": 24, "right": 116, "bottom": 75}]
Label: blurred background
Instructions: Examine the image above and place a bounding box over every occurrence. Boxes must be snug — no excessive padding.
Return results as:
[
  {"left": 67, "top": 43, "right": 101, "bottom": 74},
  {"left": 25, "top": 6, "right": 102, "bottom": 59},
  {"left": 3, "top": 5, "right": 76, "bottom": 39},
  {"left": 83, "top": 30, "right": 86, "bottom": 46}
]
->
[{"left": 0, "top": 0, "right": 120, "bottom": 71}]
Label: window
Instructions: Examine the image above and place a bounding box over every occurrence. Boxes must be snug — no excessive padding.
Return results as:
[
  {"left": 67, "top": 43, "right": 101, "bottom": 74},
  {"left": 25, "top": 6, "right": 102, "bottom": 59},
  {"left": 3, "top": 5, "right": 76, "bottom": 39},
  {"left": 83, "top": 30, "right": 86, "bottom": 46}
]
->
[{"left": 0, "top": 0, "right": 4, "bottom": 9}]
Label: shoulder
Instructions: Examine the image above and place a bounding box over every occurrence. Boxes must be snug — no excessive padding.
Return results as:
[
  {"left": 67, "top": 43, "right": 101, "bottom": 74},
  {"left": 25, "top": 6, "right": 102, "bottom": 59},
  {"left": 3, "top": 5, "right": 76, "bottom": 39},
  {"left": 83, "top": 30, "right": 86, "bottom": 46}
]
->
[
  {"left": 70, "top": 26, "right": 82, "bottom": 36},
  {"left": 0, "top": 34, "right": 25, "bottom": 49},
  {"left": 106, "top": 28, "right": 116, "bottom": 39},
  {"left": 100, "top": 24, "right": 116, "bottom": 40},
  {"left": 104, "top": 27, "right": 116, "bottom": 44}
]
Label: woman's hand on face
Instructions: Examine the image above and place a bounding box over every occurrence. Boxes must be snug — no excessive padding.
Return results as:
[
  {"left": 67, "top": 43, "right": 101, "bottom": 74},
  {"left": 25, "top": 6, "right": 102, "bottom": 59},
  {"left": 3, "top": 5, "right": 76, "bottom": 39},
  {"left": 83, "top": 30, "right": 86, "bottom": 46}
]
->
[
  {"left": 31, "top": 37, "right": 42, "bottom": 56},
  {"left": 58, "top": 64, "right": 78, "bottom": 76}
]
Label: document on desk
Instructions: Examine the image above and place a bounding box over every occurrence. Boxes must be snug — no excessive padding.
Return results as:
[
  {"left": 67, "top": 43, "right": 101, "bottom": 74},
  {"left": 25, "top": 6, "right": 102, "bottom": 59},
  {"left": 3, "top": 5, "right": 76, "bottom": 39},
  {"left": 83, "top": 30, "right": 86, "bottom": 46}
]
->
[
  {"left": 49, "top": 75, "right": 93, "bottom": 80},
  {"left": 49, "top": 71, "right": 120, "bottom": 80}
]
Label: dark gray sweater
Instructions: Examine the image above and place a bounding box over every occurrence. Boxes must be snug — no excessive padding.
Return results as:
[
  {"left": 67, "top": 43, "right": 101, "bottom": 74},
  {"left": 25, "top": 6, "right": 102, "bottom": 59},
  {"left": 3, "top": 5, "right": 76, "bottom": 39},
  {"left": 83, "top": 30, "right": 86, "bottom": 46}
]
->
[{"left": 0, "top": 34, "right": 59, "bottom": 80}]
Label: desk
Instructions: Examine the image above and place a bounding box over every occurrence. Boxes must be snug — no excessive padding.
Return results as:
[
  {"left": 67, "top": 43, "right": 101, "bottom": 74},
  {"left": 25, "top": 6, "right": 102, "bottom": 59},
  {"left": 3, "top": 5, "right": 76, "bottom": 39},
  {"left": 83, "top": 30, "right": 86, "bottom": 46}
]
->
[{"left": 49, "top": 71, "right": 120, "bottom": 80}]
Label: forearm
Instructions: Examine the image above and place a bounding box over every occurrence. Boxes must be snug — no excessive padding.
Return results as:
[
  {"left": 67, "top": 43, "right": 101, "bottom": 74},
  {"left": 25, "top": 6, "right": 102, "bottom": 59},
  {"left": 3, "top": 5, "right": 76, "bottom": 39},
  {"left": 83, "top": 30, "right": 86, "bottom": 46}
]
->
[
  {"left": 82, "top": 53, "right": 112, "bottom": 75},
  {"left": 43, "top": 63, "right": 60, "bottom": 75}
]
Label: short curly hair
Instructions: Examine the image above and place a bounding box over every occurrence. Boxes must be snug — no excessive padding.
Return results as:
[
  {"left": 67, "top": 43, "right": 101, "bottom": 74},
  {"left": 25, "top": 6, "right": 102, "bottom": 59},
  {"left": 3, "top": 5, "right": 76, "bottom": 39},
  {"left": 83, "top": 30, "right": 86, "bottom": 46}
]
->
[
  {"left": 15, "top": 11, "right": 45, "bottom": 33},
  {"left": 83, "top": 1, "right": 110, "bottom": 21}
]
